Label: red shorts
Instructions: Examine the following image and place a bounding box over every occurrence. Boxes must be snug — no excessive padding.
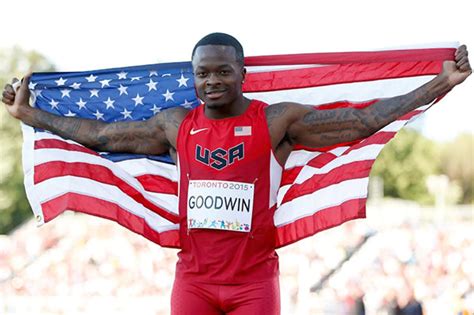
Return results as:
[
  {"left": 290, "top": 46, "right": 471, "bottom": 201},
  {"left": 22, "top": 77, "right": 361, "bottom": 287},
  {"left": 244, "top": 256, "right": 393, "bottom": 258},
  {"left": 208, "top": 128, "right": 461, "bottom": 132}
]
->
[{"left": 171, "top": 276, "right": 280, "bottom": 315}]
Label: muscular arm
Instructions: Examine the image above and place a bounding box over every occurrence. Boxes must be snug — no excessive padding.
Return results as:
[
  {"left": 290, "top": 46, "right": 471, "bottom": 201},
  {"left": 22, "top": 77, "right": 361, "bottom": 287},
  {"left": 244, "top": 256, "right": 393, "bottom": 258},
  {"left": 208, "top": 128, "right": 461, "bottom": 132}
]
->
[
  {"left": 269, "top": 46, "right": 471, "bottom": 151},
  {"left": 2, "top": 75, "right": 188, "bottom": 155},
  {"left": 287, "top": 74, "right": 452, "bottom": 147}
]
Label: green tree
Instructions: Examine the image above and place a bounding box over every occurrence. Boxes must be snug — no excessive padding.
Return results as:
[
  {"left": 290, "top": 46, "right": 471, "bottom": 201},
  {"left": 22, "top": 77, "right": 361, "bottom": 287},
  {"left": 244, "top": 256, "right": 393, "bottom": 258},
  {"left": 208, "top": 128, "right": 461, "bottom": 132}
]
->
[
  {"left": 370, "top": 128, "right": 441, "bottom": 204},
  {"left": 0, "top": 46, "right": 55, "bottom": 233},
  {"left": 440, "top": 133, "right": 474, "bottom": 204}
]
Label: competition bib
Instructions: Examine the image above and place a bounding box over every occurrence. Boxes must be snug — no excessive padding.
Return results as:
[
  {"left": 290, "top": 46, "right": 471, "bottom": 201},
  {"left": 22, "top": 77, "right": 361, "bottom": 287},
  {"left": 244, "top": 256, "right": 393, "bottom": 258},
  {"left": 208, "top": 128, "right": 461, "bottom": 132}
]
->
[{"left": 187, "top": 180, "right": 254, "bottom": 232}]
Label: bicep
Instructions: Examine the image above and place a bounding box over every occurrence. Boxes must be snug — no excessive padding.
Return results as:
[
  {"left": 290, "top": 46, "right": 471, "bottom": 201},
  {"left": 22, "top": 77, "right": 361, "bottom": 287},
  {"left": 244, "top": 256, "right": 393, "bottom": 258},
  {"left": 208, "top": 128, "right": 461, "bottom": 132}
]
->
[
  {"left": 96, "top": 107, "right": 189, "bottom": 154},
  {"left": 287, "top": 106, "right": 367, "bottom": 148},
  {"left": 97, "top": 118, "right": 170, "bottom": 154}
]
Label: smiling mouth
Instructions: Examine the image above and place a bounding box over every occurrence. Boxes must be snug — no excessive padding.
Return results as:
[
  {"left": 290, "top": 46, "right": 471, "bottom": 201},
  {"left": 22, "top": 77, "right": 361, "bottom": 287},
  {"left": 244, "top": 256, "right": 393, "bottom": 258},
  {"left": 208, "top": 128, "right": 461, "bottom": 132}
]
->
[{"left": 205, "top": 90, "right": 226, "bottom": 99}]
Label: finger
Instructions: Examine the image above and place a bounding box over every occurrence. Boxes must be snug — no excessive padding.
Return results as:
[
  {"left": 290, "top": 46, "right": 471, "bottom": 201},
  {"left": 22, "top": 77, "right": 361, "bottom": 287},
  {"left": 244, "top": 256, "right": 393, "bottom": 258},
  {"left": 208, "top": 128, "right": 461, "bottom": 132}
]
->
[
  {"left": 1, "top": 91, "right": 14, "bottom": 105},
  {"left": 21, "top": 73, "right": 32, "bottom": 88},
  {"left": 459, "top": 61, "right": 472, "bottom": 72},
  {"left": 4, "top": 83, "right": 14, "bottom": 94},
  {"left": 455, "top": 44, "right": 467, "bottom": 57},
  {"left": 456, "top": 56, "right": 470, "bottom": 70},
  {"left": 2, "top": 90, "right": 15, "bottom": 102},
  {"left": 455, "top": 49, "right": 468, "bottom": 62}
]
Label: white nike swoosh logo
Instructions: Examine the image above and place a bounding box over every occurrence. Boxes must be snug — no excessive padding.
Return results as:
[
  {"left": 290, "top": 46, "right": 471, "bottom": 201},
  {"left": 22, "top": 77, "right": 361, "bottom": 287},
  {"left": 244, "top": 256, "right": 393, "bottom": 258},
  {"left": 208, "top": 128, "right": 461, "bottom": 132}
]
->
[{"left": 190, "top": 128, "right": 209, "bottom": 135}]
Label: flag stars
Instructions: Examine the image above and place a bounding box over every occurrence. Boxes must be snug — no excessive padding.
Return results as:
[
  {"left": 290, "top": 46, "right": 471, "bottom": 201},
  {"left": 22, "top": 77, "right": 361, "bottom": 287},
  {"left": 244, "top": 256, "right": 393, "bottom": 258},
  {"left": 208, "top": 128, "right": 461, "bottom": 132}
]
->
[
  {"left": 93, "top": 110, "right": 105, "bottom": 120},
  {"left": 177, "top": 74, "right": 189, "bottom": 87},
  {"left": 90, "top": 89, "right": 100, "bottom": 98},
  {"left": 100, "top": 79, "right": 111, "bottom": 88},
  {"left": 28, "top": 81, "right": 37, "bottom": 90},
  {"left": 146, "top": 79, "right": 158, "bottom": 91},
  {"left": 131, "top": 76, "right": 141, "bottom": 81},
  {"left": 150, "top": 104, "right": 161, "bottom": 115},
  {"left": 132, "top": 94, "right": 144, "bottom": 106},
  {"left": 55, "top": 77, "right": 67, "bottom": 86},
  {"left": 149, "top": 70, "right": 158, "bottom": 77},
  {"left": 64, "top": 110, "right": 77, "bottom": 117},
  {"left": 118, "top": 84, "right": 128, "bottom": 96},
  {"left": 76, "top": 98, "right": 87, "bottom": 109},
  {"left": 117, "top": 71, "right": 128, "bottom": 79},
  {"left": 181, "top": 99, "right": 194, "bottom": 109},
  {"left": 103, "top": 97, "right": 115, "bottom": 109},
  {"left": 85, "top": 74, "right": 98, "bottom": 82},
  {"left": 121, "top": 108, "right": 133, "bottom": 119},
  {"left": 60, "top": 89, "right": 71, "bottom": 98},
  {"left": 49, "top": 99, "right": 59, "bottom": 109},
  {"left": 162, "top": 89, "right": 174, "bottom": 101},
  {"left": 70, "top": 82, "right": 81, "bottom": 89}
]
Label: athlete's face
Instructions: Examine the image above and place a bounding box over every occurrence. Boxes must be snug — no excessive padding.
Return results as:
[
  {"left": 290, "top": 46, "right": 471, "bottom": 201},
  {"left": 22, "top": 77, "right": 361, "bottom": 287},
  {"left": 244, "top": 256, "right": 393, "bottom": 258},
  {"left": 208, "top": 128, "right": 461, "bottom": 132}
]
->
[{"left": 192, "top": 45, "right": 246, "bottom": 109}]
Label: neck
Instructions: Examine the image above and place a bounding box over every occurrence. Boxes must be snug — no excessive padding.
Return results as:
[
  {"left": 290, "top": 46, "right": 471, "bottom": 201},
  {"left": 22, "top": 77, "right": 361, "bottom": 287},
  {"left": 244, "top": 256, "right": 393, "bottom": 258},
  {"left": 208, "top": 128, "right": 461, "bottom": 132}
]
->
[{"left": 204, "top": 97, "right": 251, "bottom": 119}]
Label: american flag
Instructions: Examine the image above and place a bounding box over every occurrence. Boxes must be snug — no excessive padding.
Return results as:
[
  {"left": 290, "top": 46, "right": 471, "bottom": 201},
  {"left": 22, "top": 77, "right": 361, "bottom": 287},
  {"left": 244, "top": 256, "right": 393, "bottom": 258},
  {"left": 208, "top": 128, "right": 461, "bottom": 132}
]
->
[{"left": 22, "top": 44, "right": 456, "bottom": 248}]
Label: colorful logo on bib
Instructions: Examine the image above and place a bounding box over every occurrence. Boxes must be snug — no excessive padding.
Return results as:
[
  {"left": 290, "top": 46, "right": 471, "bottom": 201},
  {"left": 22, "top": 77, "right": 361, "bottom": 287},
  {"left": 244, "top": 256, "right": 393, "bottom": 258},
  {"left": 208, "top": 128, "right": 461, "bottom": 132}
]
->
[{"left": 195, "top": 142, "right": 244, "bottom": 170}]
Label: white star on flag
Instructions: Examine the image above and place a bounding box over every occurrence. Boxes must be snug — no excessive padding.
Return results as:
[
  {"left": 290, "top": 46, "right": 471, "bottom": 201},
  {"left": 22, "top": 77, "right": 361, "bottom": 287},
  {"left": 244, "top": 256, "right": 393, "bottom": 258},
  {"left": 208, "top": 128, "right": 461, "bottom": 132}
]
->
[
  {"left": 90, "top": 89, "right": 100, "bottom": 98},
  {"left": 181, "top": 99, "right": 194, "bottom": 108},
  {"left": 117, "top": 71, "right": 128, "bottom": 79},
  {"left": 64, "top": 110, "right": 77, "bottom": 117},
  {"left": 162, "top": 89, "right": 174, "bottom": 101},
  {"left": 28, "top": 82, "right": 37, "bottom": 90},
  {"left": 177, "top": 74, "right": 189, "bottom": 87},
  {"left": 131, "top": 76, "right": 141, "bottom": 81},
  {"left": 49, "top": 99, "right": 59, "bottom": 109},
  {"left": 70, "top": 82, "right": 81, "bottom": 89},
  {"left": 121, "top": 108, "right": 133, "bottom": 119},
  {"left": 118, "top": 85, "right": 128, "bottom": 96},
  {"left": 132, "top": 94, "right": 144, "bottom": 106},
  {"left": 76, "top": 98, "right": 87, "bottom": 109},
  {"left": 103, "top": 97, "right": 115, "bottom": 109},
  {"left": 55, "top": 77, "right": 67, "bottom": 86},
  {"left": 93, "top": 110, "right": 105, "bottom": 120},
  {"left": 85, "top": 74, "right": 97, "bottom": 82},
  {"left": 100, "top": 79, "right": 111, "bottom": 88},
  {"left": 146, "top": 79, "right": 158, "bottom": 91},
  {"left": 150, "top": 104, "right": 161, "bottom": 114},
  {"left": 60, "top": 89, "right": 71, "bottom": 98},
  {"left": 149, "top": 70, "right": 158, "bottom": 77}
]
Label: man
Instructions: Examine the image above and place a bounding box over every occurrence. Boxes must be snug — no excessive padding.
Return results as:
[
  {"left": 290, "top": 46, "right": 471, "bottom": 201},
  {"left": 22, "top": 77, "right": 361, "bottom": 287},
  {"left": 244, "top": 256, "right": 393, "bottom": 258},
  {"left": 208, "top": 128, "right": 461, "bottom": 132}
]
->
[{"left": 2, "top": 33, "right": 471, "bottom": 314}]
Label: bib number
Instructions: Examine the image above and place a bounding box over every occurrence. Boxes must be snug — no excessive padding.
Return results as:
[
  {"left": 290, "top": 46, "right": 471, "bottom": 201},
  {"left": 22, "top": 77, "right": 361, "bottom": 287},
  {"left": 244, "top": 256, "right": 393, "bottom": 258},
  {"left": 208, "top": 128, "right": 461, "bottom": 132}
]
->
[{"left": 187, "top": 180, "right": 254, "bottom": 232}]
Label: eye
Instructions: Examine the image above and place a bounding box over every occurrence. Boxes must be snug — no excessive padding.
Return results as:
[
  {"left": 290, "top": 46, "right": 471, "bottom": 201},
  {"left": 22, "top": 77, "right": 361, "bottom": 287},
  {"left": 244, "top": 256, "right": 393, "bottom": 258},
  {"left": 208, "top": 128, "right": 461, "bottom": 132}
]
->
[
  {"left": 195, "top": 72, "right": 208, "bottom": 78},
  {"left": 219, "top": 70, "right": 231, "bottom": 75}
]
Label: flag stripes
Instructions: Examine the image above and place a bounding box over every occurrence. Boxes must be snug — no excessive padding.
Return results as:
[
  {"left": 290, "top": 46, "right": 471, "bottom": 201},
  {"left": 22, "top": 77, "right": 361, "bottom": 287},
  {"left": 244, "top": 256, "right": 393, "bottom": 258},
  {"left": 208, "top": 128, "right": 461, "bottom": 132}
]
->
[{"left": 22, "top": 45, "right": 456, "bottom": 248}]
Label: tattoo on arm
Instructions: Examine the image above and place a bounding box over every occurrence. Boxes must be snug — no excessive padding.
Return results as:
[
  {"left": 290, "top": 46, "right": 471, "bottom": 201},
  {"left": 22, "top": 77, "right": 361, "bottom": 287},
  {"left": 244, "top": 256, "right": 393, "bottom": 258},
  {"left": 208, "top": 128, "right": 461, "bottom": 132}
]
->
[
  {"left": 265, "top": 103, "right": 289, "bottom": 128},
  {"left": 296, "top": 75, "right": 451, "bottom": 146},
  {"left": 28, "top": 106, "right": 187, "bottom": 154}
]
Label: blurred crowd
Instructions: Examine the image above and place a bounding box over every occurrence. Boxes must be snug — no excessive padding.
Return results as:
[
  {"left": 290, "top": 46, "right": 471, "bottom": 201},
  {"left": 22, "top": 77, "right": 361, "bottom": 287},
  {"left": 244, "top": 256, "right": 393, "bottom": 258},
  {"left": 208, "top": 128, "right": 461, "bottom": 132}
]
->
[{"left": 0, "top": 207, "right": 473, "bottom": 315}]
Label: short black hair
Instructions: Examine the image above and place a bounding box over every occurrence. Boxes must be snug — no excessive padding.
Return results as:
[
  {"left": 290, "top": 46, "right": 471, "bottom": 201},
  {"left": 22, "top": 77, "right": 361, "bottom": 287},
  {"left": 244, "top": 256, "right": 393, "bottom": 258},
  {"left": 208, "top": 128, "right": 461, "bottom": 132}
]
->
[{"left": 192, "top": 32, "right": 244, "bottom": 65}]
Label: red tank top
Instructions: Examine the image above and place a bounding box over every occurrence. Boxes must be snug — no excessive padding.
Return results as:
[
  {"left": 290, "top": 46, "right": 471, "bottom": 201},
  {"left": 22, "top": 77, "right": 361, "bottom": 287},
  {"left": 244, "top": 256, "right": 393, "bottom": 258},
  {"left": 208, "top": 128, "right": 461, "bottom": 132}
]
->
[{"left": 175, "top": 100, "right": 283, "bottom": 284}]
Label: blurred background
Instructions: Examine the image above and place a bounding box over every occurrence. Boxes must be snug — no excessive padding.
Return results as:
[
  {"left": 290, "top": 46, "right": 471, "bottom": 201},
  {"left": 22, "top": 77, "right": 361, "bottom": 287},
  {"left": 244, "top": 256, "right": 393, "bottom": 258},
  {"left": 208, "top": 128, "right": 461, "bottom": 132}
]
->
[{"left": 1, "top": 1, "right": 473, "bottom": 314}]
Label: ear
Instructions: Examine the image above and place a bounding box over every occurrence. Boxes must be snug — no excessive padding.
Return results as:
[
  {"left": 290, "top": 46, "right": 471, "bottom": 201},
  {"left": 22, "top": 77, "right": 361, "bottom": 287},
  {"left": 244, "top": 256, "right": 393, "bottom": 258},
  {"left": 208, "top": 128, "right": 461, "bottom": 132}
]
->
[{"left": 241, "top": 67, "right": 247, "bottom": 84}]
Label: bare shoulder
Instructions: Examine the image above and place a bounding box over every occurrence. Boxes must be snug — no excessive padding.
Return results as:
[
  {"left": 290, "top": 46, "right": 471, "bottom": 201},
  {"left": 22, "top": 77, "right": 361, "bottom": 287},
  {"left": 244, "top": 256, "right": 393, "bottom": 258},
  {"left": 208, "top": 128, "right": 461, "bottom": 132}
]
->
[
  {"left": 152, "top": 106, "right": 190, "bottom": 130},
  {"left": 265, "top": 102, "right": 311, "bottom": 127},
  {"left": 151, "top": 106, "right": 190, "bottom": 149}
]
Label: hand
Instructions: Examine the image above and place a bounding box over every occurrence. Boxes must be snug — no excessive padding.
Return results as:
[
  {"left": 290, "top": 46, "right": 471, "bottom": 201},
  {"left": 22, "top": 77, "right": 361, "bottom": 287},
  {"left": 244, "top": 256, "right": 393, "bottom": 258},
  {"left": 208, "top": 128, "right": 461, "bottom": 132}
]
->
[
  {"left": 442, "top": 44, "right": 472, "bottom": 87},
  {"left": 1, "top": 73, "right": 32, "bottom": 119}
]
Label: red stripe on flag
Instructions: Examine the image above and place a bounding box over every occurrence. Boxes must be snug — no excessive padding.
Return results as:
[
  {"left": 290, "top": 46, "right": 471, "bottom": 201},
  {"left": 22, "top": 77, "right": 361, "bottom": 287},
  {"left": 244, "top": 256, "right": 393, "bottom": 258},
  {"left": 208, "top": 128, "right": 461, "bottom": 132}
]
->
[
  {"left": 275, "top": 198, "right": 366, "bottom": 248},
  {"left": 41, "top": 193, "right": 180, "bottom": 248},
  {"left": 243, "top": 60, "right": 443, "bottom": 92},
  {"left": 35, "top": 139, "right": 99, "bottom": 155},
  {"left": 34, "top": 161, "right": 179, "bottom": 223},
  {"left": 136, "top": 174, "right": 178, "bottom": 195},
  {"left": 245, "top": 48, "right": 455, "bottom": 66},
  {"left": 281, "top": 160, "right": 374, "bottom": 204}
]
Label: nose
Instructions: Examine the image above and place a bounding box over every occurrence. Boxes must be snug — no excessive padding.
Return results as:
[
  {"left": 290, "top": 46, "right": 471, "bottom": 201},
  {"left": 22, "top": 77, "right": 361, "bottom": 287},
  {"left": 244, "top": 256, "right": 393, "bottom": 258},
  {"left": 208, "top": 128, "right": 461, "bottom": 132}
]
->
[{"left": 206, "top": 73, "right": 221, "bottom": 86}]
